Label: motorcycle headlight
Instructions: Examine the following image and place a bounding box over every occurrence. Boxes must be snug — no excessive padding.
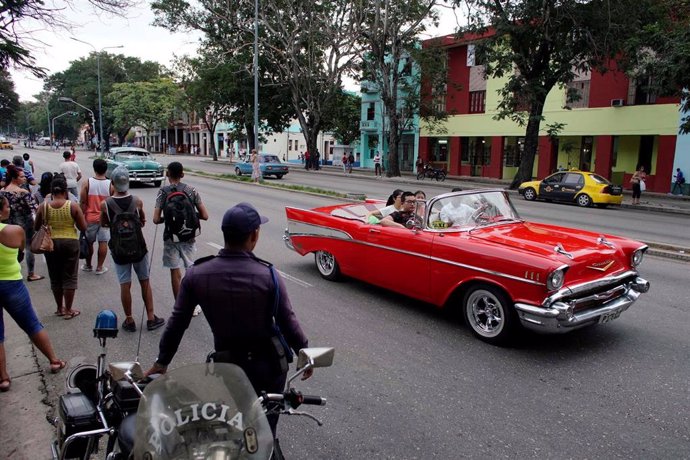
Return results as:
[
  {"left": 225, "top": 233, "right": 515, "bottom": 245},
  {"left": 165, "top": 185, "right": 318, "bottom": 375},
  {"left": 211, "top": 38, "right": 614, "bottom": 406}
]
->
[
  {"left": 631, "top": 248, "right": 645, "bottom": 267},
  {"left": 546, "top": 267, "right": 566, "bottom": 291}
]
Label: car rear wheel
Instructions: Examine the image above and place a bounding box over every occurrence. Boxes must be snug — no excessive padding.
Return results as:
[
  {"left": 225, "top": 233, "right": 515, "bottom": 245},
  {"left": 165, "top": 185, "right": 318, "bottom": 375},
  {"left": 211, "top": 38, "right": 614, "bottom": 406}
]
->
[
  {"left": 235, "top": 167, "right": 242, "bottom": 176},
  {"left": 523, "top": 187, "right": 537, "bottom": 201},
  {"left": 315, "top": 250, "right": 340, "bottom": 281},
  {"left": 463, "top": 284, "right": 516, "bottom": 345},
  {"left": 276, "top": 174, "right": 284, "bottom": 179},
  {"left": 576, "top": 193, "right": 592, "bottom": 207}
]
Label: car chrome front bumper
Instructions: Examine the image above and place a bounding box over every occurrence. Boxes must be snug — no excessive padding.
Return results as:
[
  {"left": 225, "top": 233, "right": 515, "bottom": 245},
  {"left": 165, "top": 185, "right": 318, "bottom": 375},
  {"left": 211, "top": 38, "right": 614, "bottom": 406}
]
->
[
  {"left": 283, "top": 228, "right": 295, "bottom": 251},
  {"left": 514, "top": 276, "right": 650, "bottom": 333}
]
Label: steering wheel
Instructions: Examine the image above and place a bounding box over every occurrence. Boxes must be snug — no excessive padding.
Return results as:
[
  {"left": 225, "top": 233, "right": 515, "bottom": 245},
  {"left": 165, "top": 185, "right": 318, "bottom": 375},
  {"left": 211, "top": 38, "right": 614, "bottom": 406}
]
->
[{"left": 470, "top": 204, "right": 490, "bottom": 224}]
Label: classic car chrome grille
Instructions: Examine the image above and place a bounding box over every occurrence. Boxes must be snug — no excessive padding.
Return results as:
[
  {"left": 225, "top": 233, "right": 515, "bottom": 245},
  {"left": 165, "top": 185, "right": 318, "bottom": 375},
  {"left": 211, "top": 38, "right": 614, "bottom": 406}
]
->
[
  {"left": 550, "top": 273, "right": 637, "bottom": 312},
  {"left": 129, "top": 170, "right": 157, "bottom": 178}
]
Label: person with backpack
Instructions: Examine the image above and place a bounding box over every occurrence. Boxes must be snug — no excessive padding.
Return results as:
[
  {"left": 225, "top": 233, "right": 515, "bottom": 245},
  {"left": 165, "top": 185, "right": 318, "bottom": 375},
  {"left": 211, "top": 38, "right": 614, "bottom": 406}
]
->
[
  {"left": 79, "top": 159, "right": 111, "bottom": 274},
  {"left": 152, "top": 162, "right": 209, "bottom": 316},
  {"left": 100, "top": 167, "right": 165, "bottom": 332}
]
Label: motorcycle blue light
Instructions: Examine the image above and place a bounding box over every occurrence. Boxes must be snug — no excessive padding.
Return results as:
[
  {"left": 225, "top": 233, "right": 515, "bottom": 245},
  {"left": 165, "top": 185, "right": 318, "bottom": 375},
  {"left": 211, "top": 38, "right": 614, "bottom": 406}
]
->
[{"left": 94, "top": 309, "right": 119, "bottom": 338}]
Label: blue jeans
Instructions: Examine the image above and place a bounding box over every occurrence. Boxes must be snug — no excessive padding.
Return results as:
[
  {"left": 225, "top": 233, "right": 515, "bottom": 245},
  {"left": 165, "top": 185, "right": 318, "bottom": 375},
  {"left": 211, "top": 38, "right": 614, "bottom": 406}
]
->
[{"left": 0, "top": 280, "right": 44, "bottom": 342}]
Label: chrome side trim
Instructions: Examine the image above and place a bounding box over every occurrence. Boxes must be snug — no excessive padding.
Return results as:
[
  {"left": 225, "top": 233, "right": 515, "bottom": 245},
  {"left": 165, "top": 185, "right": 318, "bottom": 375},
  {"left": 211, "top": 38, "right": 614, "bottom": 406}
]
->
[{"left": 284, "top": 220, "right": 545, "bottom": 287}]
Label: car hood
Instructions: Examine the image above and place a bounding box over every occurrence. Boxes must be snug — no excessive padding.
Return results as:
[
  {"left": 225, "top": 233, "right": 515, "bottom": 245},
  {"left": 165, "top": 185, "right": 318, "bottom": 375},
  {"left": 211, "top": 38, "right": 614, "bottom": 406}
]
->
[
  {"left": 470, "top": 222, "right": 629, "bottom": 278},
  {"left": 120, "top": 160, "right": 161, "bottom": 170}
]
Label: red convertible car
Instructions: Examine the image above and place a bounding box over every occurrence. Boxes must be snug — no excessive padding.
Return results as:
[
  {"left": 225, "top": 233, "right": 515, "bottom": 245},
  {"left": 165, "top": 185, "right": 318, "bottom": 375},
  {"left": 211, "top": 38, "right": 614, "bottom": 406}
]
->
[{"left": 284, "top": 190, "right": 650, "bottom": 345}]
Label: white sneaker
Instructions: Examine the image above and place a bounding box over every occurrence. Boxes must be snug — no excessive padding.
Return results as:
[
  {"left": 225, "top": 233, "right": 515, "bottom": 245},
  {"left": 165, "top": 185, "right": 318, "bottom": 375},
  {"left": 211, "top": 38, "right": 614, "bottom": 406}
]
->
[{"left": 192, "top": 305, "right": 202, "bottom": 317}]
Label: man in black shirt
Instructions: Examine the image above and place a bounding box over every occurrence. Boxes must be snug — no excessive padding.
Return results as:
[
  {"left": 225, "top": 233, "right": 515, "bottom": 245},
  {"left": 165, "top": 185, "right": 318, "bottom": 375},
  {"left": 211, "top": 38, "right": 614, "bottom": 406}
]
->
[{"left": 381, "top": 191, "right": 416, "bottom": 228}]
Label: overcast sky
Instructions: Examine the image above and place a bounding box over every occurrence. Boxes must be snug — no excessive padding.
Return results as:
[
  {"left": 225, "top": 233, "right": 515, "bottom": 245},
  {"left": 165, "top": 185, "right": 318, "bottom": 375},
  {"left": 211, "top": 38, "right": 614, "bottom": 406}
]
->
[{"left": 10, "top": 1, "right": 461, "bottom": 102}]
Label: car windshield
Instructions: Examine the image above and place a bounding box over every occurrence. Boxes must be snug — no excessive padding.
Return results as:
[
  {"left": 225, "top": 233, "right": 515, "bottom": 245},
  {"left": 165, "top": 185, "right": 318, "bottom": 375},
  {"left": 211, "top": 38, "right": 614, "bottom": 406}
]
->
[
  {"left": 260, "top": 155, "right": 280, "bottom": 163},
  {"left": 428, "top": 190, "right": 521, "bottom": 231},
  {"left": 132, "top": 363, "right": 273, "bottom": 460},
  {"left": 119, "top": 151, "right": 150, "bottom": 159}
]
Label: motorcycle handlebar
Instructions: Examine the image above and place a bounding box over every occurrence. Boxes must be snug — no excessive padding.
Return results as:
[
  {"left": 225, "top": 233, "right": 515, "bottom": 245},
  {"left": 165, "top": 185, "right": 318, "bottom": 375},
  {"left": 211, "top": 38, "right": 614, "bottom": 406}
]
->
[{"left": 301, "top": 395, "right": 327, "bottom": 406}]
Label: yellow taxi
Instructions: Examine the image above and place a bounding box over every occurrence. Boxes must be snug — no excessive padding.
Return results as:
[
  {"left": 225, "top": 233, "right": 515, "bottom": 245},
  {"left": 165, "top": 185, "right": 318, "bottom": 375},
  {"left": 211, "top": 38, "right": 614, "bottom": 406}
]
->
[
  {"left": 518, "top": 170, "right": 623, "bottom": 208},
  {"left": 0, "top": 141, "right": 13, "bottom": 150}
]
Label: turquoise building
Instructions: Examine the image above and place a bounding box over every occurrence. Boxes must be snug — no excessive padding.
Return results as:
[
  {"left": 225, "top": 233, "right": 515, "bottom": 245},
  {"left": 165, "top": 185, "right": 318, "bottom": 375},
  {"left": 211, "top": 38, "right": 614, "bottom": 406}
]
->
[{"left": 358, "top": 56, "right": 420, "bottom": 172}]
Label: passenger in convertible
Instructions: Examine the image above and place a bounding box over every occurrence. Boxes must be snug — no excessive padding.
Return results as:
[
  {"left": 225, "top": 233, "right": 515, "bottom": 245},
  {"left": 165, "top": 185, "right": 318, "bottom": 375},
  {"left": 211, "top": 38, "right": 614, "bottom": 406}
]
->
[
  {"left": 380, "top": 191, "right": 418, "bottom": 228},
  {"left": 367, "top": 189, "right": 403, "bottom": 224}
]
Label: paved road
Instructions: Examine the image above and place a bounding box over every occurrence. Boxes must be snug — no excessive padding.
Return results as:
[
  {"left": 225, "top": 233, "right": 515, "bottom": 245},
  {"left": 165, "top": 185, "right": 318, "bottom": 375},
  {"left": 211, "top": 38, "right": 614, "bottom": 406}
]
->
[{"left": 3, "top": 147, "right": 689, "bottom": 458}]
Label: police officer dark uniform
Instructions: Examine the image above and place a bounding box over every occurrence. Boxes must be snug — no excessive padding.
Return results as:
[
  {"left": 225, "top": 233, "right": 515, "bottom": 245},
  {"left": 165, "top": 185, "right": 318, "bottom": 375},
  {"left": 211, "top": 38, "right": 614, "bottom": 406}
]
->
[{"left": 146, "top": 202, "right": 310, "bottom": 432}]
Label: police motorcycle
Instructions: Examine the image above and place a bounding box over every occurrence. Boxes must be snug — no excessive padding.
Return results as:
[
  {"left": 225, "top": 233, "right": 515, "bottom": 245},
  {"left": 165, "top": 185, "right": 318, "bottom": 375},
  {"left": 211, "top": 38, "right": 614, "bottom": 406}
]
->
[{"left": 51, "top": 310, "right": 334, "bottom": 460}]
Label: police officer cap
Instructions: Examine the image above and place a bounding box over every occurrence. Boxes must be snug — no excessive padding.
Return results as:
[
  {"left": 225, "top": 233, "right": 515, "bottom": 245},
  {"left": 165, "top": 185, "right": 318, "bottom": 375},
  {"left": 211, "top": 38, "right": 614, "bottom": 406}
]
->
[{"left": 222, "top": 202, "right": 269, "bottom": 233}]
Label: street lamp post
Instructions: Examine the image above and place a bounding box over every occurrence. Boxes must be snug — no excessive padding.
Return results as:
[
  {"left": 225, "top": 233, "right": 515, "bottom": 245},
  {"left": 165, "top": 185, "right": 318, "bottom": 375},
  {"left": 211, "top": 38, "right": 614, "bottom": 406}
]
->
[
  {"left": 58, "top": 97, "right": 96, "bottom": 153},
  {"left": 51, "top": 111, "right": 78, "bottom": 144},
  {"left": 70, "top": 38, "right": 123, "bottom": 156}
]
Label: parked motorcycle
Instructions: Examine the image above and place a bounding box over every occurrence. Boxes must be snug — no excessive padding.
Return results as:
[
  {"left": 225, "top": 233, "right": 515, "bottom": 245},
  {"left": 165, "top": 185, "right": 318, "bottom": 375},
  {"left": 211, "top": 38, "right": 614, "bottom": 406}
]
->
[
  {"left": 416, "top": 163, "right": 447, "bottom": 182},
  {"left": 50, "top": 310, "right": 333, "bottom": 460}
]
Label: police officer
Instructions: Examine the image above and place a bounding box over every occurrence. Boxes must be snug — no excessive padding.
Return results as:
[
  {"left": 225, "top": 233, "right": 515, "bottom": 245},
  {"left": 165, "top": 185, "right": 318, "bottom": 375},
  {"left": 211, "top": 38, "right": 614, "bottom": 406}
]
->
[{"left": 146, "top": 202, "right": 311, "bottom": 431}]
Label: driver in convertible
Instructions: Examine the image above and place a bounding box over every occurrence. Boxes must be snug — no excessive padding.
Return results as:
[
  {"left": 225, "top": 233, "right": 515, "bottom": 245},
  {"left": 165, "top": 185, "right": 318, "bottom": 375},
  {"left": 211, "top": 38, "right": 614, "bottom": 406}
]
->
[
  {"left": 380, "top": 191, "right": 417, "bottom": 228},
  {"left": 439, "top": 196, "right": 479, "bottom": 227}
]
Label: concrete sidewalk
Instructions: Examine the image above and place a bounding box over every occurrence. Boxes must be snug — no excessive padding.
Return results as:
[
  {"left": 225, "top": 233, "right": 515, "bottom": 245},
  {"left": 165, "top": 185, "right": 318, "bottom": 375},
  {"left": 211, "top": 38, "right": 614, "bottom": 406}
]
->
[{"left": 0, "top": 319, "right": 57, "bottom": 459}]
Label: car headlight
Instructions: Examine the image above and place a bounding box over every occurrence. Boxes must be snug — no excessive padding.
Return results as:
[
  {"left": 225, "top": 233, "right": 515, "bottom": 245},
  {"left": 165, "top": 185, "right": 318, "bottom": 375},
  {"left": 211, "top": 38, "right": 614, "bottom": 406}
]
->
[
  {"left": 546, "top": 267, "right": 567, "bottom": 291},
  {"left": 631, "top": 248, "right": 645, "bottom": 267}
]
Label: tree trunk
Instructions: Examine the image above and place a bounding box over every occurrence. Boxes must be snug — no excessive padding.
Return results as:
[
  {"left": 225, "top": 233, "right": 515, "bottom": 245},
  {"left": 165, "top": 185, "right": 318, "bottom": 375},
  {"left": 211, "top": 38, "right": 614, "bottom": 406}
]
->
[
  {"left": 386, "top": 112, "right": 402, "bottom": 177},
  {"left": 510, "top": 100, "right": 546, "bottom": 189}
]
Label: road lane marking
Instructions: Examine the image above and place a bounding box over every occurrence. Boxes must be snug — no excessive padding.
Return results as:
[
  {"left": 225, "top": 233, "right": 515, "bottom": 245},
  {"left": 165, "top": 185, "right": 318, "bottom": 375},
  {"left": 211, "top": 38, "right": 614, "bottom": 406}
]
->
[{"left": 205, "top": 242, "right": 312, "bottom": 288}]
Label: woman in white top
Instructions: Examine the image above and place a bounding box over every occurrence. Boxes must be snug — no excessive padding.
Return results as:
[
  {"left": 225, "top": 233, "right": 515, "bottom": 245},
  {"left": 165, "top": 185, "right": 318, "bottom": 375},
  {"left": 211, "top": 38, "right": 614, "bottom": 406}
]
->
[{"left": 367, "top": 189, "right": 404, "bottom": 224}]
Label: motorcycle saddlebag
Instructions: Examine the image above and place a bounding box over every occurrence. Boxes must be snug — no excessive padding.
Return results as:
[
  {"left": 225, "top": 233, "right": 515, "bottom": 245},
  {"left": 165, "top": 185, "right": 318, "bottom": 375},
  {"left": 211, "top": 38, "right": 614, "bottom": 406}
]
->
[
  {"left": 58, "top": 393, "right": 101, "bottom": 458},
  {"left": 111, "top": 378, "right": 145, "bottom": 413}
]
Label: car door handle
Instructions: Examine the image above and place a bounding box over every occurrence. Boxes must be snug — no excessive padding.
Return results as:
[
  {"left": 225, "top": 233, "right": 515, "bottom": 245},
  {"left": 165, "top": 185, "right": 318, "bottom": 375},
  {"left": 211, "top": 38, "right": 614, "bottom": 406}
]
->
[{"left": 369, "top": 228, "right": 381, "bottom": 234}]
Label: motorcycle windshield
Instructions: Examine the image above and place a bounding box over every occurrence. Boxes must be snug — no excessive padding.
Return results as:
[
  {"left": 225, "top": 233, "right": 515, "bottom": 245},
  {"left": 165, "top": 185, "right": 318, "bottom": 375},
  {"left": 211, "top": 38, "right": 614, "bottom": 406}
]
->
[{"left": 132, "top": 363, "right": 273, "bottom": 460}]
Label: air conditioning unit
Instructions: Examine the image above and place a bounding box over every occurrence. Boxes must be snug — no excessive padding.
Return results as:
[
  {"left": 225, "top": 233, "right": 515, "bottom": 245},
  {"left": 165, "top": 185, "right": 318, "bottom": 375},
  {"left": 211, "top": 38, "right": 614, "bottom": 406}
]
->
[{"left": 611, "top": 99, "right": 625, "bottom": 107}]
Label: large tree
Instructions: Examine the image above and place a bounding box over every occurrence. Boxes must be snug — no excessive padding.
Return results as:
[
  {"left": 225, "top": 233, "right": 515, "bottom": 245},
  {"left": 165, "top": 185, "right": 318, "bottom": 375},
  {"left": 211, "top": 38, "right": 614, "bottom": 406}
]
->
[
  {"left": 326, "top": 91, "right": 362, "bottom": 146},
  {"left": 0, "top": 70, "right": 20, "bottom": 128},
  {"left": 619, "top": 0, "right": 690, "bottom": 134},
  {"left": 457, "top": 0, "right": 654, "bottom": 188},
  {"left": 175, "top": 49, "right": 292, "bottom": 160},
  {"left": 0, "top": 0, "right": 135, "bottom": 77},
  {"left": 359, "top": 0, "right": 446, "bottom": 176},
  {"left": 45, "top": 54, "right": 164, "bottom": 148},
  {"left": 152, "top": 0, "right": 361, "bottom": 157},
  {"left": 106, "top": 78, "right": 182, "bottom": 148}
]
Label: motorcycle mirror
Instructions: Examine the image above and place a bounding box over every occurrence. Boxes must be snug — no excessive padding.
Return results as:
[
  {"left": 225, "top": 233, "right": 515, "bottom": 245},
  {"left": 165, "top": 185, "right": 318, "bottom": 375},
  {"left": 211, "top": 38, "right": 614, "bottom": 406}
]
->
[
  {"left": 296, "top": 347, "right": 335, "bottom": 370},
  {"left": 109, "top": 362, "right": 144, "bottom": 382}
]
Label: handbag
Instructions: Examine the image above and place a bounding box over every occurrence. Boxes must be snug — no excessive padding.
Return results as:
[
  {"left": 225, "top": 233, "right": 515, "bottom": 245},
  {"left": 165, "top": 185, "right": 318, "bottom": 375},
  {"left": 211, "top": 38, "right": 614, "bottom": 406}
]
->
[
  {"left": 640, "top": 180, "right": 646, "bottom": 192},
  {"left": 78, "top": 231, "right": 89, "bottom": 259},
  {"left": 30, "top": 202, "right": 54, "bottom": 254}
]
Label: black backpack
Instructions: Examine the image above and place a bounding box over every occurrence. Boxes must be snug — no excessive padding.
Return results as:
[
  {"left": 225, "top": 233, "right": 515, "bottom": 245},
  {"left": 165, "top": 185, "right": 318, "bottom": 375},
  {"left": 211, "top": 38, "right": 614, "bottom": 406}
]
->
[
  {"left": 162, "top": 185, "right": 200, "bottom": 242},
  {"left": 106, "top": 197, "right": 148, "bottom": 264}
]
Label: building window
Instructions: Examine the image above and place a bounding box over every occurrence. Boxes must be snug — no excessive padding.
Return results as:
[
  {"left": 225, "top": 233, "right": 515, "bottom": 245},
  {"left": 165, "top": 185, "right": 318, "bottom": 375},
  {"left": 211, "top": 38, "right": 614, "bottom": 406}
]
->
[
  {"left": 469, "top": 91, "right": 486, "bottom": 113},
  {"left": 432, "top": 84, "right": 447, "bottom": 113},
  {"left": 631, "top": 76, "right": 657, "bottom": 105},
  {"left": 504, "top": 137, "right": 524, "bottom": 167},
  {"left": 367, "top": 103, "right": 375, "bottom": 120},
  {"left": 431, "top": 138, "right": 448, "bottom": 162},
  {"left": 565, "top": 80, "right": 590, "bottom": 108}
]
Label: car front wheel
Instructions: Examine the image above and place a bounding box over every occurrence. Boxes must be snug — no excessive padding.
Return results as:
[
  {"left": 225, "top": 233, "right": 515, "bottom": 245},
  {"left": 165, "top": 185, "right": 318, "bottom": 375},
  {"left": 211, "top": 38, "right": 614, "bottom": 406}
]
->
[
  {"left": 463, "top": 284, "right": 516, "bottom": 345},
  {"left": 153, "top": 181, "right": 161, "bottom": 187},
  {"left": 576, "top": 193, "right": 592, "bottom": 207},
  {"left": 235, "top": 167, "right": 242, "bottom": 176},
  {"left": 276, "top": 174, "right": 284, "bottom": 179},
  {"left": 522, "top": 187, "right": 537, "bottom": 201},
  {"left": 315, "top": 250, "right": 340, "bottom": 281}
]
